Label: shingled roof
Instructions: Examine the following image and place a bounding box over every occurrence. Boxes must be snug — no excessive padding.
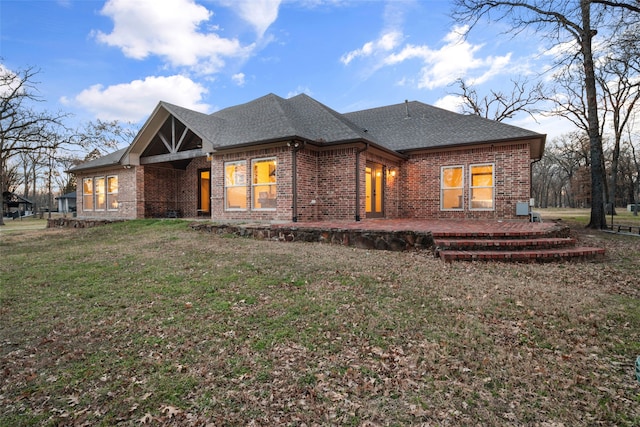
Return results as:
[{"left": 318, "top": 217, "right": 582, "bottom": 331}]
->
[
  {"left": 71, "top": 93, "right": 545, "bottom": 172},
  {"left": 343, "top": 100, "right": 544, "bottom": 152},
  {"left": 69, "top": 148, "right": 127, "bottom": 173},
  {"left": 203, "top": 93, "right": 372, "bottom": 148}
]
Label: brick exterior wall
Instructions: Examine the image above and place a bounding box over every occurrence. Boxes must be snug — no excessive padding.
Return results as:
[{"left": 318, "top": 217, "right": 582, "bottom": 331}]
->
[
  {"left": 295, "top": 148, "right": 319, "bottom": 222},
  {"left": 401, "top": 143, "right": 531, "bottom": 220},
  {"left": 365, "top": 152, "right": 402, "bottom": 219},
  {"left": 141, "top": 166, "right": 181, "bottom": 217},
  {"left": 75, "top": 167, "right": 137, "bottom": 220},
  {"left": 178, "top": 157, "right": 210, "bottom": 218},
  {"left": 211, "top": 146, "right": 293, "bottom": 222},
  {"left": 317, "top": 147, "right": 358, "bottom": 220},
  {"left": 75, "top": 141, "right": 533, "bottom": 222}
]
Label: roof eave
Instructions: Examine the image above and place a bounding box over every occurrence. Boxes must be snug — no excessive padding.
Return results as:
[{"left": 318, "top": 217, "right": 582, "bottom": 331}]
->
[{"left": 398, "top": 134, "right": 546, "bottom": 160}]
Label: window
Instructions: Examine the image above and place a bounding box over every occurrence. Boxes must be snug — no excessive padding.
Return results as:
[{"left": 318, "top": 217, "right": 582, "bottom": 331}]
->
[
  {"left": 95, "top": 177, "right": 106, "bottom": 210},
  {"left": 224, "top": 161, "right": 247, "bottom": 210},
  {"left": 441, "top": 166, "right": 463, "bottom": 210},
  {"left": 107, "top": 176, "right": 118, "bottom": 210},
  {"left": 470, "top": 164, "right": 494, "bottom": 210},
  {"left": 83, "top": 178, "right": 94, "bottom": 211},
  {"left": 83, "top": 176, "right": 120, "bottom": 212},
  {"left": 252, "top": 158, "right": 277, "bottom": 210}
]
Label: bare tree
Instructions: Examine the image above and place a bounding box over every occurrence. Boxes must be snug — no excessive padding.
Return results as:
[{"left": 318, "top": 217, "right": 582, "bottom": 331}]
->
[
  {"left": 73, "top": 119, "right": 137, "bottom": 154},
  {"left": 452, "top": 0, "right": 640, "bottom": 229},
  {"left": 451, "top": 77, "right": 546, "bottom": 122},
  {"left": 0, "top": 64, "right": 68, "bottom": 225},
  {"left": 533, "top": 132, "right": 592, "bottom": 208},
  {"left": 597, "top": 24, "right": 640, "bottom": 214}
]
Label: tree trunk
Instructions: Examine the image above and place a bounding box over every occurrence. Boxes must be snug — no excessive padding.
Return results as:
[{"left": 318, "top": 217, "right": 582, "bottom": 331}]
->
[
  {"left": 0, "top": 148, "right": 5, "bottom": 226},
  {"left": 582, "top": 0, "right": 607, "bottom": 229}
]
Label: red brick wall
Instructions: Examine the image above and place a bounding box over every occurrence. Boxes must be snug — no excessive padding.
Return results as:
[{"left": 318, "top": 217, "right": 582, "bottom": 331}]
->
[
  {"left": 75, "top": 167, "right": 137, "bottom": 220},
  {"left": 400, "top": 143, "right": 531, "bottom": 219},
  {"left": 142, "top": 166, "right": 181, "bottom": 218},
  {"left": 211, "top": 146, "right": 292, "bottom": 222},
  {"left": 317, "top": 147, "right": 358, "bottom": 220},
  {"left": 178, "top": 157, "right": 210, "bottom": 218},
  {"left": 294, "top": 148, "right": 319, "bottom": 221},
  {"left": 76, "top": 142, "right": 532, "bottom": 222},
  {"left": 365, "top": 152, "right": 402, "bottom": 219}
]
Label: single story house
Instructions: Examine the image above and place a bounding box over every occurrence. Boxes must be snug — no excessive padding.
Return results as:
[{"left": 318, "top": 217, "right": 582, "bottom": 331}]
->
[{"left": 69, "top": 93, "right": 545, "bottom": 223}]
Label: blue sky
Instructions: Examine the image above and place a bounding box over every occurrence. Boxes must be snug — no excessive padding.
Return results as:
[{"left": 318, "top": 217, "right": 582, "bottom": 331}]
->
[{"left": 1, "top": 0, "right": 572, "bottom": 145}]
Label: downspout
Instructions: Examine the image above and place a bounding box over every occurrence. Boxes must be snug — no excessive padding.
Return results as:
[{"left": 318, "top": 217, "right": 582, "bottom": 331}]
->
[
  {"left": 355, "top": 143, "right": 369, "bottom": 221},
  {"left": 289, "top": 140, "right": 304, "bottom": 222}
]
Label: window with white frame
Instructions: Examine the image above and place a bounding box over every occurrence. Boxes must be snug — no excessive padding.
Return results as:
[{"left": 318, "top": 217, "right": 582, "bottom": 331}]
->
[
  {"left": 252, "top": 158, "right": 277, "bottom": 210},
  {"left": 107, "top": 176, "right": 119, "bottom": 210},
  {"left": 470, "top": 164, "right": 494, "bottom": 210},
  {"left": 83, "top": 178, "right": 94, "bottom": 211},
  {"left": 94, "top": 177, "right": 106, "bottom": 210},
  {"left": 82, "top": 175, "right": 119, "bottom": 212},
  {"left": 224, "top": 161, "right": 247, "bottom": 210},
  {"left": 441, "top": 165, "right": 463, "bottom": 210}
]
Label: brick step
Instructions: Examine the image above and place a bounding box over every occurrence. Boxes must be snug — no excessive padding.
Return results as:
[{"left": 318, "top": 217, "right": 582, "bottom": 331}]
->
[
  {"left": 439, "top": 247, "right": 606, "bottom": 263},
  {"left": 434, "top": 237, "right": 577, "bottom": 251},
  {"left": 431, "top": 229, "right": 568, "bottom": 239}
]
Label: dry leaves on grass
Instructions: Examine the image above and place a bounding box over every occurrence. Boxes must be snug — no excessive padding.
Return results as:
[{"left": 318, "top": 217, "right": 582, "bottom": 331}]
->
[{"left": 1, "top": 222, "right": 639, "bottom": 426}]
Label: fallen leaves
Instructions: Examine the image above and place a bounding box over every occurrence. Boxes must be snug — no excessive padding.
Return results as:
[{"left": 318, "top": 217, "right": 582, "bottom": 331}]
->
[{"left": 2, "top": 222, "right": 639, "bottom": 425}]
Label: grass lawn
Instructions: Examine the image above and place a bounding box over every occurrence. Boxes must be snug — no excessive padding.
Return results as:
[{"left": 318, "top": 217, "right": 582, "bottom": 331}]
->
[
  {"left": 538, "top": 207, "right": 640, "bottom": 228},
  {"left": 1, "top": 218, "right": 639, "bottom": 426}
]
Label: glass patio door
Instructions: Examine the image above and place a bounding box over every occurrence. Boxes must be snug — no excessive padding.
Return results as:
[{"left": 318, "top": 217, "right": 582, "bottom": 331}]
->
[
  {"left": 365, "top": 162, "right": 384, "bottom": 218},
  {"left": 198, "top": 169, "right": 210, "bottom": 215}
]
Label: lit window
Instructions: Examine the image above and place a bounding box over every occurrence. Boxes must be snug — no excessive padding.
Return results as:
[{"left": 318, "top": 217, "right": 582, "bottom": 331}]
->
[
  {"left": 252, "top": 158, "right": 277, "bottom": 210},
  {"left": 107, "top": 176, "right": 118, "bottom": 210},
  {"left": 224, "top": 161, "right": 247, "bottom": 210},
  {"left": 441, "top": 166, "right": 463, "bottom": 210},
  {"left": 470, "top": 164, "right": 494, "bottom": 210},
  {"left": 95, "top": 177, "right": 106, "bottom": 210},
  {"left": 83, "top": 178, "right": 94, "bottom": 211}
]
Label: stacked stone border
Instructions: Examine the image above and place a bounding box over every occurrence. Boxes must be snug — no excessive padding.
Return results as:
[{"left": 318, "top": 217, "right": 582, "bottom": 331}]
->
[
  {"left": 47, "top": 218, "right": 434, "bottom": 251},
  {"left": 189, "top": 222, "right": 434, "bottom": 251},
  {"left": 48, "top": 217, "right": 125, "bottom": 228}
]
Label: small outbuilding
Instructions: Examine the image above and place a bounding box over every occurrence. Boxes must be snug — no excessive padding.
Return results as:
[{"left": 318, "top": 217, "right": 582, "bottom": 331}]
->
[
  {"left": 2, "top": 191, "right": 34, "bottom": 219},
  {"left": 56, "top": 191, "right": 77, "bottom": 214}
]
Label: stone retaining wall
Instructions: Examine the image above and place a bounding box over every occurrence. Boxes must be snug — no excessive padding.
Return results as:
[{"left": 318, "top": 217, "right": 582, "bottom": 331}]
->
[
  {"left": 189, "top": 223, "right": 434, "bottom": 251},
  {"left": 47, "top": 217, "right": 124, "bottom": 228},
  {"left": 46, "top": 218, "right": 434, "bottom": 251}
]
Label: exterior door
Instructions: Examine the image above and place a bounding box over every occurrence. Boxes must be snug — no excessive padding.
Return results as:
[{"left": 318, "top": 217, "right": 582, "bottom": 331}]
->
[
  {"left": 365, "top": 162, "right": 384, "bottom": 218},
  {"left": 198, "top": 169, "right": 210, "bottom": 215}
]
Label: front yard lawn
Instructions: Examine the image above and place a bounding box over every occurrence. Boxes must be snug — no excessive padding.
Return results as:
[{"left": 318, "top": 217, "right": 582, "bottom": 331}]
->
[{"left": 1, "top": 219, "right": 639, "bottom": 426}]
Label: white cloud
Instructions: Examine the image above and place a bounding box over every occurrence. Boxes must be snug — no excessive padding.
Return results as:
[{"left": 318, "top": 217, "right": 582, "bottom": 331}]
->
[
  {"left": 65, "top": 75, "right": 210, "bottom": 122},
  {"left": 341, "top": 30, "right": 402, "bottom": 65},
  {"left": 218, "top": 0, "right": 282, "bottom": 38},
  {"left": 94, "top": 0, "right": 250, "bottom": 73},
  {"left": 433, "top": 94, "right": 465, "bottom": 113},
  {"left": 232, "top": 72, "right": 246, "bottom": 86},
  {"left": 343, "top": 24, "right": 513, "bottom": 90}
]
